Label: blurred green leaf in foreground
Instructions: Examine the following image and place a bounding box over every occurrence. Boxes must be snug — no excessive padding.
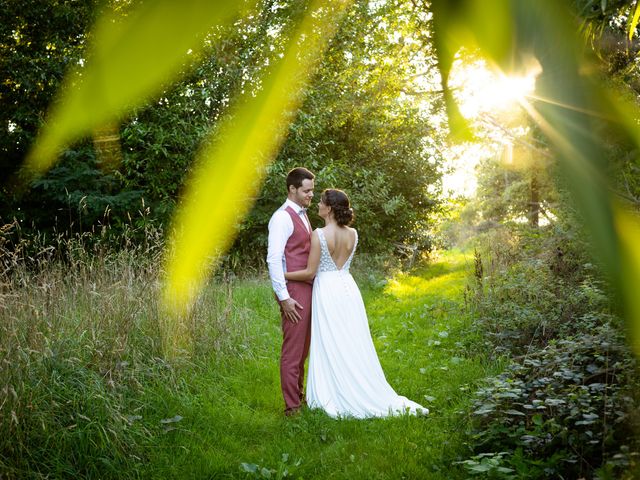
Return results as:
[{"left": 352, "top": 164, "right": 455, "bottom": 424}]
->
[
  {"left": 22, "top": 0, "right": 640, "bottom": 355},
  {"left": 429, "top": 0, "right": 640, "bottom": 354}
]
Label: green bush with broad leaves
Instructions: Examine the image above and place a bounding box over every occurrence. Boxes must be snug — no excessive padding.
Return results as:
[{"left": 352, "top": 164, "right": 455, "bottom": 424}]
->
[
  {"left": 465, "top": 326, "right": 637, "bottom": 478},
  {"left": 463, "top": 220, "right": 639, "bottom": 479}
]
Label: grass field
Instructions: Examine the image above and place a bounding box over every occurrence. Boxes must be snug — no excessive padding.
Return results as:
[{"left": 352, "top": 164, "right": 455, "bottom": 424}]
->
[{"left": 1, "top": 249, "right": 503, "bottom": 479}]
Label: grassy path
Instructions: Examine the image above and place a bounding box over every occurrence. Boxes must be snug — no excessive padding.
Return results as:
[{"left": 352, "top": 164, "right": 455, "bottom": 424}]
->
[{"left": 140, "top": 250, "right": 501, "bottom": 479}]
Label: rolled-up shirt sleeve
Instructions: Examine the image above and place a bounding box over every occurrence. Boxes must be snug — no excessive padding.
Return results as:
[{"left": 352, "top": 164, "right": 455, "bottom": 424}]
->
[{"left": 267, "top": 209, "right": 293, "bottom": 301}]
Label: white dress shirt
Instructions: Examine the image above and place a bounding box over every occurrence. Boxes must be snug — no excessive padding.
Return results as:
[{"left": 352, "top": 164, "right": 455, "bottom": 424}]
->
[{"left": 267, "top": 199, "right": 311, "bottom": 301}]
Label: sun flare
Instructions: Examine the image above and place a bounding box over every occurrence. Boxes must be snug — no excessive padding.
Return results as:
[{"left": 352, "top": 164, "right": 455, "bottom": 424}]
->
[
  {"left": 436, "top": 59, "right": 542, "bottom": 198},
  {"left": 451, "top": 60, "right": 540, "bottom": 119}
]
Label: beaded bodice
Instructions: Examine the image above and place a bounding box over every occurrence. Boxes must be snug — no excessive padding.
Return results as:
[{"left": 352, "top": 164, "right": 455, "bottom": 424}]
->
[{"left": 317, "top": 228, "right": 358, "bottom": 273}]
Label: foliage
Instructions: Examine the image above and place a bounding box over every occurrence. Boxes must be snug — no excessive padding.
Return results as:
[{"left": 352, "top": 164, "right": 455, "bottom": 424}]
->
[
  {"left": 473, "top": 148, "right": 558, "bottom": 227},
  {"left": 0, "top": 0, "right": 151, "bottom": 241},
  {"left": 116, "top": 1, "right": 319, "bottom": 232},
  {"left": 5, "top": 0, "right": 640, "bottom": 348},
  {"left": 1, "top": 0, "right": 444, "bottom": 279},
  {"left": 237, "top": 0, "right": 442, "bottom": 260},
  {"left": 0, "top": 0, "right": 106, "bottom": 229},
  {"left": 0, "top": 0, "right": 99, "bottom": 180},
  {"left": 0, "top": 225, "right": 251, "bottom": 478},
  {"left": 424, "top": 0, "right": 640, "bottom": 355},
  {"left": 29, "top": 147, "right": 145, "bottom": 232},
  {"left": 20, "top": 0, "right": 258, "bottom": 176},
  {"left": 466, "top": 326, "right": 637, "bottom": 479},
  {"left": 575, "top": 0, "right": 639, "bottom": 44},
  {"left": 469, "top": 222, "right": 604, "bottom": 353},
  {"left": 462, "top": 221, "right": 639, "bottom": 479}
]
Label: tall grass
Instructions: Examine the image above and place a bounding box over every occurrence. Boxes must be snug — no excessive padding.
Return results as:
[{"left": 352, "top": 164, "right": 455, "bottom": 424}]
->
[{"left": 0, "top": 223, "right": 251, "bottom": 478}]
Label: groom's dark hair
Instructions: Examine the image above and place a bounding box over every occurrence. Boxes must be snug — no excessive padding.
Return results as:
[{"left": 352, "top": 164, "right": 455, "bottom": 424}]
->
[{"left": 286, "top": 167, "right": 315, "bottom": 190}]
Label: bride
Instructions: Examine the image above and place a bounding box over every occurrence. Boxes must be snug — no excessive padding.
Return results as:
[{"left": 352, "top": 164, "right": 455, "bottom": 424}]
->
[{"left": 284, "top": 189, "right": 427, "bottom": 419}]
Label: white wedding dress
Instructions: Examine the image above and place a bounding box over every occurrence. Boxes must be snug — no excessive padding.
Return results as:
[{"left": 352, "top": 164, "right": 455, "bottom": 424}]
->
[{"left": 306, "top": 228, "right": 428, "bottom": 419}]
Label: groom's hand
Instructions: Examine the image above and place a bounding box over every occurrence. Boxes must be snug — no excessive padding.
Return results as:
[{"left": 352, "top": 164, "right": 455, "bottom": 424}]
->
[{"left": 281, "top": 298, "right": 303, "bottom": 323}]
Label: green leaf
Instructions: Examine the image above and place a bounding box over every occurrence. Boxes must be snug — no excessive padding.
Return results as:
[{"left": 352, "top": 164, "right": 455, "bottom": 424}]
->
[
  {"left": 468, "top": 463, "right": 493, "bottom": 473},
  {"left": 240, "top": 463, "right": 258, "bottom": 473},
  {"left": 161, "top": 0, "right": 352, "bottom": 319},
  {"left": 474, "top": 403, "right": 496, "bottom": 415},
  {"left": 24, "top": 0, "right": 257, "bottom": 177},
  {"left": 504, "top": 409, "right": 525, "bottom": 416},
  {"left": 497, "top": 466, "right": 515, "bottom": 473},
  {"left": 629, "top": 1, "right": 640, "bottom": 40}
]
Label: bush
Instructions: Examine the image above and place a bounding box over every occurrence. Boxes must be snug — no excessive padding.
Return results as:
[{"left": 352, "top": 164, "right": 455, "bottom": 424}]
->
[
  {"left": 462, "top": 221, "right": 640, "bottom": 479},
  {"left": 468, "top": 223, "right": 611, "bottom": 354},
  {"left": 465, "top": 323, "right": 637, "bottom": 479}
]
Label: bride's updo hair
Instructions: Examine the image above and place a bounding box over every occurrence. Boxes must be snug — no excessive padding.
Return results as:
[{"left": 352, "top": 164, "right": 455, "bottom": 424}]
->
[{"left": 322, "top": 189, "right": 354, "bottom": 226}]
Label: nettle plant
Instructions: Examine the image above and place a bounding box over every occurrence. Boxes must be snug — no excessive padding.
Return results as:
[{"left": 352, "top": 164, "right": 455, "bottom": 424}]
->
[{"left": 464, "top": 321, "right": 638, "bottom": 479}]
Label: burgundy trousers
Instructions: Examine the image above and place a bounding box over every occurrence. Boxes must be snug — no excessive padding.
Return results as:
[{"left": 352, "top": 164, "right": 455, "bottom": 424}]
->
[{"left": 279, "top": 280, "right": 312, "bottom": 413}]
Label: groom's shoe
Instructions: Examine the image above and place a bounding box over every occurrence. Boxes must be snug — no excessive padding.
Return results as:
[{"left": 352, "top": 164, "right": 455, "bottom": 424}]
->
[{"left": 284, "top": 406, "right": 302, "bottom": 417}]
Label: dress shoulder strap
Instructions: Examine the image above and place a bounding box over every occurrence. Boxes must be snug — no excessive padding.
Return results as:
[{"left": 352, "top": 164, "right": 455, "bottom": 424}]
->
[{"left": 317, "top": 228, "right": 330, "bottom": 255}]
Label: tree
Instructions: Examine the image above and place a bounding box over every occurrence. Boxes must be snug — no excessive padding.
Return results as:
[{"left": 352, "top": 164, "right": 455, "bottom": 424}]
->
[
  {"left": 236, "top": 0, "right": 443, "bottom": 260},
  {"left": 1, "top": 0, "right": 445, "bottom": 262},
  {"left": 0, "top": 0, "right": 98, "bottom": 221},
  {"left": 13, "top": 0, "right": 640, "bottom": 339}
]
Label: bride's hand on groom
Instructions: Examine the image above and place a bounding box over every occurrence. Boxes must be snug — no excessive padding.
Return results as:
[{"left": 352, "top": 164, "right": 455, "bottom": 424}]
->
[{"left": 281, "top": 298, "right": 303, "bottom": 323}]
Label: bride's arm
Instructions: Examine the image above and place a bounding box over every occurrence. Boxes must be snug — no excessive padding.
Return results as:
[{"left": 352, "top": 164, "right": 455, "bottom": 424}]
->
[{"left": 284, "top": 230, "right": 320, "bottom": 282}]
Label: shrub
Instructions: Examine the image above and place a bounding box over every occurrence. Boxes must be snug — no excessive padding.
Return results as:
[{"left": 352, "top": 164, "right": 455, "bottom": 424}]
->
[
  {"left": 462, "top": 221, "right": 640, "bottom": 479},
  {"left": 465, "top": 322, "right": 637, "bottom": 478}
]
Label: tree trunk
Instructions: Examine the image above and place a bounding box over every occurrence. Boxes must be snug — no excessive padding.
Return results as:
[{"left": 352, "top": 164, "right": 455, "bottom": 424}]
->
[{"left": 529, "top": 166, "right": 540, "bottom": 228}]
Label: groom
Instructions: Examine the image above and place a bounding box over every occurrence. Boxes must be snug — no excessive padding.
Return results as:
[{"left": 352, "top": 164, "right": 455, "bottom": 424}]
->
[{"left": 266, "top": 167, "right": 315, "bottom": 416}]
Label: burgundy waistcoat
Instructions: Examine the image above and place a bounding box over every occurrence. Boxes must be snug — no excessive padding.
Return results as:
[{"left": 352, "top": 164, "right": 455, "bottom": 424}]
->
[{"left": 284, "top": 206, "right": 311, "bottom": 272}]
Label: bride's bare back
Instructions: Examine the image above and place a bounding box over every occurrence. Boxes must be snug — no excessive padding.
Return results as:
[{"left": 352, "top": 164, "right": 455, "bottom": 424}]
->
[{"left": 321, "top": 225, "right": 356, "bottom": 269}]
